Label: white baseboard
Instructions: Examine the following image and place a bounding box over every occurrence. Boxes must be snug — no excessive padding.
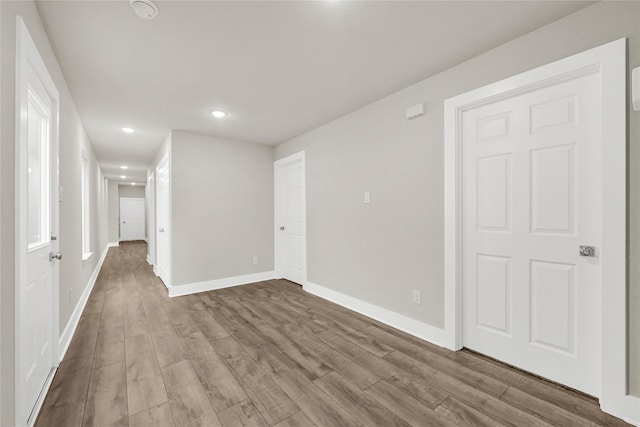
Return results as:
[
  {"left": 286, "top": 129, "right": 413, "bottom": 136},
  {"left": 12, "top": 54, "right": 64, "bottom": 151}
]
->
[
  {"left": 169, "top": 271, "right": 277, "bottom": 297},
  {"left": 108, "top": 241, "right": 119, "bottom": 247},
  {"left": 601, "top": 395, "right": 640, "bottom": 426},
  {"left": 303, "top": 280, "right": 446, "bottom": 348},
  {"left": 58, "top": 243, "right": 111, "bottom": 361},
  {"left": 146, "top": 254, "right": 152, "bottom": 265}
]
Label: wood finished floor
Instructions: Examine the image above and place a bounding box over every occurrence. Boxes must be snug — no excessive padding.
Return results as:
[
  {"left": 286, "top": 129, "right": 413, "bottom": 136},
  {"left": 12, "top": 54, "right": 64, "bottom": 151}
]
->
[{"left": 36, "top": 242, "right": 631, "bottom": 427}]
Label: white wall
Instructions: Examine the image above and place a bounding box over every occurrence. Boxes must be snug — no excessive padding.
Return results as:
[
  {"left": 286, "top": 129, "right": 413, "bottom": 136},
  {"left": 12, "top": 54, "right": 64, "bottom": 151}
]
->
[
  {"left": 171, "top": 130, "right": 274, "bottom": 287},
  {"left": 1, "top": 2, "right": 110, "bottom": 425},
  {"left": 275, "top": 1, "right": 640, "bottom": 395},
  {"left": 107, "top": 179, "right": 119, "bottom": 242},
  {"left": 118, "top": 184, "right": 145, "bottom": 198}
]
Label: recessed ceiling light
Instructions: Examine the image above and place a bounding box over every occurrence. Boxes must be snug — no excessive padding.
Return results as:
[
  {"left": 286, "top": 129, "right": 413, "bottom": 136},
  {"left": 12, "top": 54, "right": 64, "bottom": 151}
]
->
[
  {"left": 122, "top": 127, "right": 135, "bottom": 133},
  {"left": 211, "top": 110, "right": 226, "bottom": 118},
  {"left": 120, "top": 175, "right": 127, "bottom": 179},
  {"left": 131, "top": 183, "right": 136, "bottom": 186},
  {"left": 120, "top": 165, "right": 129, "bottom": 170}
]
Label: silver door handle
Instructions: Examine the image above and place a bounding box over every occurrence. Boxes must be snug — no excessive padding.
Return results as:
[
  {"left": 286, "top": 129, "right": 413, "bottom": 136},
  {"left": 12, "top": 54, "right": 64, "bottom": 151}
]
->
[
  {"left": 579, "top": 246, "right": 595, "bottom": 257},
  {"left": 49, "top": 252, "right": 62, "bottom": 261},
  {"left": 279, "top": 226, "right": 285, "bottom": 230}
]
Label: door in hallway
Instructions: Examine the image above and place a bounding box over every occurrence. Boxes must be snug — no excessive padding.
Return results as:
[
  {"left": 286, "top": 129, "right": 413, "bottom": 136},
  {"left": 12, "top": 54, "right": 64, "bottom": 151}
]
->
[
  {"left": 15, "top": 17, "right": 60, "bottom": 425},
  {"left": 120, "top": 197, "right": 145, "bottom": 241},
  {"left": 156, "top": 155, "right": 171, "bottom": 287},
  {"left": 275, "top": 152, "right": 306, "bottom": 285},
  {"left": 462, "top": 71, "right": 602, "bottom": 396}
]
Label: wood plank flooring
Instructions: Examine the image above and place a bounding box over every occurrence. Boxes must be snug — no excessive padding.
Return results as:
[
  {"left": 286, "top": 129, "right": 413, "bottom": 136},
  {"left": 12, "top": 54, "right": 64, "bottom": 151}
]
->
[{"left": 35, "top": 242, "right": 631, "bottom": 426}]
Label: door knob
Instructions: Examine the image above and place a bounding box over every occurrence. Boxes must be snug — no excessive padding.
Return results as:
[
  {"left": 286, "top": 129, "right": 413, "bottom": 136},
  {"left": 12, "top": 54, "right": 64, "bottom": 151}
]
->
[
  {"left": 49, "top": 252, "right": 62, "bottom": 261},
  {"left": 279, "top": 226, "right": 285, "bottom": 230},
  {"left": 579, "top": 246, "right": 595, "bottom": 257}
]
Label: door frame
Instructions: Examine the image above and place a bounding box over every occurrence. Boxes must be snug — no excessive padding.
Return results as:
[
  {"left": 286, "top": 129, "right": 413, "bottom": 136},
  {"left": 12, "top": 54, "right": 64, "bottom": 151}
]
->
[
  {"left": 444, "top": 38, "right": 632, "bottom": 419},
  {"left": 119, "top": 197, "right": 145, "bottom": 242},
  {"left": 14, "top": 16, "right": 60, "bottom": 425},
  {"left": 274, "top": 151, "right": 307, "bottom": 283},
  {"left": 147, "top": 172, "right": 155, "bottom": 265}
]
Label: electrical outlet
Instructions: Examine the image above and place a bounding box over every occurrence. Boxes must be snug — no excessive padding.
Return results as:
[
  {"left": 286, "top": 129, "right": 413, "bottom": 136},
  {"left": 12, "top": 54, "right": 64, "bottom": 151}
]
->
[
  {"left": 252, "top": 256, "right": 258, "bottom": 265},
  {"left": 412, "top": 289, "right": 422, "bottom": 305}
]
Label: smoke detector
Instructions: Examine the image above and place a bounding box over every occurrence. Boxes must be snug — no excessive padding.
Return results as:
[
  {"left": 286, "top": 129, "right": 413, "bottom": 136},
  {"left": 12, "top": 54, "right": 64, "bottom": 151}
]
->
[{"left": 130, "top": 0, "right": 158, "bottom": 20}]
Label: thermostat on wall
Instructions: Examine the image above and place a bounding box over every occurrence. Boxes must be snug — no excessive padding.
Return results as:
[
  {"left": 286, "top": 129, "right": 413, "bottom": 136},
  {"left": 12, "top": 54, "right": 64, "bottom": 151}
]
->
[{"left": 406, "top": 103, "right": 425, "bottom": 120}]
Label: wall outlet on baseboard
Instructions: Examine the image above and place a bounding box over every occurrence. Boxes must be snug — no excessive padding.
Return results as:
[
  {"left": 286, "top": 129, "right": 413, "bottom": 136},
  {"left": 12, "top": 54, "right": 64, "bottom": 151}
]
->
[
  {"left": 252, "top": 256, "right": 258, "bottom": 265},
  {"left": 412, "top": 289, "right": 422, "bottom": 305}
]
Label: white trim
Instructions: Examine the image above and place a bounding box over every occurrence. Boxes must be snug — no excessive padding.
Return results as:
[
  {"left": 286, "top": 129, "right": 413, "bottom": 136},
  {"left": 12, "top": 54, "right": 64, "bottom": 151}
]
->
[
  {"left": 444, "top": 38, "right": 629, "bottom": 419},
  {"left": 146, "top": 254, "right": 152, "bottom": 265},
  {"left": 14, "top": 16, "right": 61, "bottom": 427},
  {"left": 58, "top": 243, "right": 111, "bottom": 361},
  {"left": 304, "top": 281, "right": 445, "bottom": 347},
  {"left": 168, "top": 271, "right": 277, "bottom": 297},
  {"left": 274, "top": 151, "right": 307, "bottom": 284},
  {"left": 108, "top": 241, "right": 119, "bottom": 248},
  {"left": 81, "top": 252, "right": 93, "bottom": 261}
]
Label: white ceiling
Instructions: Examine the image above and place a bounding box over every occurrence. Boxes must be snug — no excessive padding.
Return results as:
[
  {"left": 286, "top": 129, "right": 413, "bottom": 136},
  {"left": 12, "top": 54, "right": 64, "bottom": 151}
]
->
[{"left": 35, "top": 0, "right": 593, "bottom": 183}]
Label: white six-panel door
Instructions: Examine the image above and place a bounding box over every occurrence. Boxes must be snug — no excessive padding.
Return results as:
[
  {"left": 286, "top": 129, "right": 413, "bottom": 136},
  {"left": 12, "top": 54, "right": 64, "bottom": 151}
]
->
[
  {"left": 120, "top": 197, "right": 145, "bottom": 241},
  {"left": 275, "top": 152, "right": 306, "bottom": 285},
  {"left": 462, "top": 72, "right": 601, "bottom": 396}
]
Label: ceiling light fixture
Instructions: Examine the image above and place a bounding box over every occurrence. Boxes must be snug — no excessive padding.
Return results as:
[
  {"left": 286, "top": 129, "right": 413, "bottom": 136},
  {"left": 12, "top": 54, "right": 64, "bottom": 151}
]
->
[
  {"left": 120, "top": 165, "right": 129, "bottom": 169},
  {"left": 130, "top": 0, "right": 158, "bottom": 20},
  {"left": 120, "top": 175, "right": 127, "bottom": 179},
  {"left": 211, "top": 110, "right": 227, "bottom": 118},
  {"left": 121, "top": 127, "right": 135, "bottom": 134},
  {"left": 131, "top": 183, "right": 136, "bottom": 186}
]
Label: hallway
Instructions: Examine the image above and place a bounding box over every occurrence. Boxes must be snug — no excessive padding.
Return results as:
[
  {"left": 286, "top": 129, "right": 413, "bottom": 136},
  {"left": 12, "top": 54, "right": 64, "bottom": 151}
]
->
[{"left": 35, "top": 243, "right": 630, "bottom": 426}]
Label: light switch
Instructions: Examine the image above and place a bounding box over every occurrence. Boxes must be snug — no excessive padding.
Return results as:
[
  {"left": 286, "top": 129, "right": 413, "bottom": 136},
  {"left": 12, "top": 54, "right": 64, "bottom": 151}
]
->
[{"left": 364, "top": 191, "right": 371, "bottom": 204}]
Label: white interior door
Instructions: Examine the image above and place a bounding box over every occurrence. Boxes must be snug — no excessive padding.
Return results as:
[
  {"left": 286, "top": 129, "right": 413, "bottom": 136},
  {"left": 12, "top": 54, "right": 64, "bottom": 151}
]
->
[
  {"left": 275, "top": 152, "right": 306, "bottom": 285},
  {"left": 120, "top": 197, "right": 145, "bottom": 241},
  {"left": 462, "top": 72, "right": 601, "bottom": 396},
  {"left": 156, "top": 156, "right": 171, "bottom": 287},
  {"left": 16, "top": 17, "right": 60, "bottom": 425}
]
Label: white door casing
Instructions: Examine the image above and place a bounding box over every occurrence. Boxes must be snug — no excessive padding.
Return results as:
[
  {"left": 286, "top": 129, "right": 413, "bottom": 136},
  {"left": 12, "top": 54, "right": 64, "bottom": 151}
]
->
[
  {"left": 119, "top": 198, "right": 145, "bottom": 241},
  {"left": 15, "top": 16, "right": 60, "bottom": 426},
  {"left": 147, "top": 173, "right": 155, "bottom": 265},
  {"left": 156, "top": 155, "right": 171, "bottom": 288},
  {"left": 274, "top": 152, "right": 307, "bottom": 285},
  {"left": 445, "top": 39, "right": 632, "bottom": 421},
  {"left": 462, "top": 72, "right": 600, "bottom": 395}
]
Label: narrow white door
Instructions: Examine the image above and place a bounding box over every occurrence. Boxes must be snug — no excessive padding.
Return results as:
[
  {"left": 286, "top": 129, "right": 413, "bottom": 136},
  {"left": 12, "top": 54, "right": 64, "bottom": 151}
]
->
[
  {"left": 120, "top": 198, "right": 145, "bottom": 241},
  {"left": 462, "top": 72, "right": 601, "bottom": 395},
  {"left": 16, "top": 18, "right": 60, "bottom": 425},
  {"left": 275, "top": 152, "right": 306, "bottom": 284},
  {"left": 156, "top": 156, "right": 171, "bottom": 287}
]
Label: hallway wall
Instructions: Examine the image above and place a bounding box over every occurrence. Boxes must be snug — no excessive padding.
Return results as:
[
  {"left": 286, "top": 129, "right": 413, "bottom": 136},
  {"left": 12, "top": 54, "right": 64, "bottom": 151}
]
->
[
  {"left": 171, "top": 130, "right": 274, "bottom": 287},
  {"left": 275, "top": 0, "right": 640, "bottom": 396},
  {"left": 0, "top": 2, "right": 110, "bottom": 425}
]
